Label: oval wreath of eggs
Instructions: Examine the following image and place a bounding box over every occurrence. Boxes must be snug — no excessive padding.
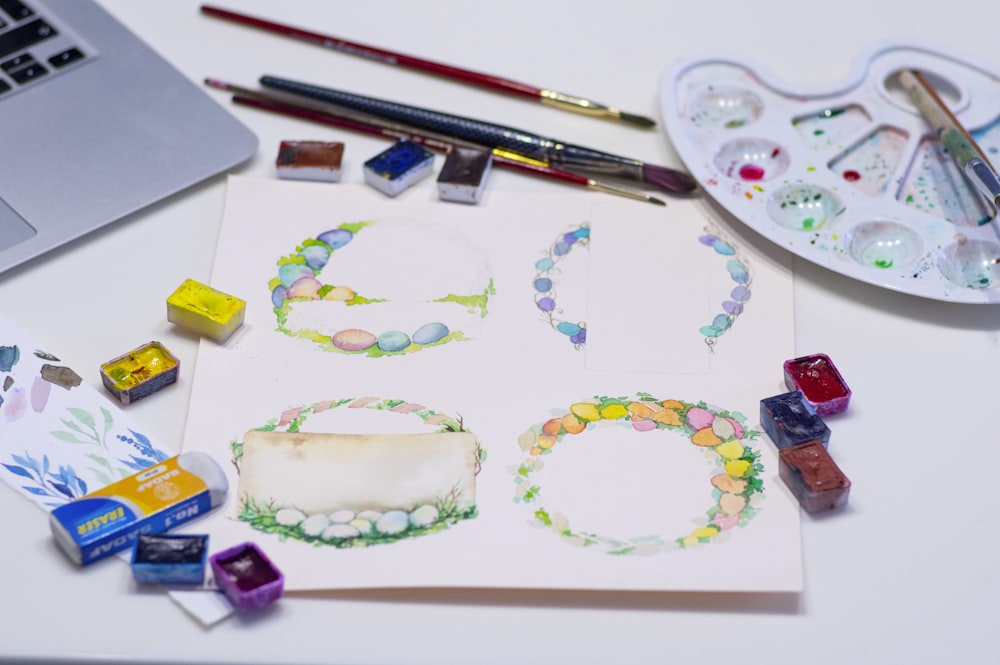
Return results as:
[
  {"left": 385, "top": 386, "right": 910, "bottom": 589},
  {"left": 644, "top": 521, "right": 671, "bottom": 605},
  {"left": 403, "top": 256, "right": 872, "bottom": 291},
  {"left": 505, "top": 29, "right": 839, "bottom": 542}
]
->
[
  {"left": 269, "top": 221, "right": 494, "bottom": 357},
  {"left": 512, "top": 393, "right": 764, "bottom": 555}
]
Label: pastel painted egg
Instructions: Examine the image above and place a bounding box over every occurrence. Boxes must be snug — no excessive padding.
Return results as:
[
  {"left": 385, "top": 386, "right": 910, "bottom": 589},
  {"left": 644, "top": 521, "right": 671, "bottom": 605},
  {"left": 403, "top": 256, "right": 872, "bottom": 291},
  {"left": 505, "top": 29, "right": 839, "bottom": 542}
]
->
[
  {"left": 686, "top": 407, "right": 715, "bottom": 430},
  {"left": 712, "top": 416, "right": 737, "bottom": 440},
  {"left": 712, "top": 314, "right": 732, "bottom": 331},
  {"left": 299, "top": 244, "right": 331, "bottom": 270},
  {"left": 700, "top": 326, "right": 722, "bottom": 337},
  {"left": 287, "top": 276, "right": 323, "bottom": 299},
  {"left": 712, "top": 239, "right": 735, "bottom": 255},
  {"left": 727, "top": 259, "right": 749, "bottom": 283},
  {"left": 533, "top": 277, "right": 553, "bottom": 293},
  {"left": 412, "top": 322, "right": 449, "bottom": 345},
  {"left": 317, "top": 228, "right": 354, "bottom": 249},
  {"left": 331, "top": 328, "right": 377, "bottom": 351},
  {"left": 722, "top": 301, "right": 743, "bottom": 315},
  {"left": 556, "top": 321, "right": 580, "bottom": 336},
  {"left": 712, "top": 513, "right": 741, "bottom": 530},
  {"left": 573, "top": 227, "right": 590, "bottom": 239},
  {"left": 725, "top": 417, "right": 745, "bottom": 439},
  {"left": 375, "top": 510, "right": 410, "bottom": 535},
  {"left": 278, "top": 263, "right": 314, "bottom": 288},
  {"left": 537, "top": 297, "right": 556, "bottom": 312},
  {"left": 711, "top": 473, "right": 747, "bottom": 494},
  {"left": 553, "top": 241, "right": 571, "bottom": 256},
  {"left": 377, "top": 330, "right": 411, "bottom": 352},
  {"left": 570, "top": 329, "right": 586, "bottom": 344},
  {"left": 562, "top": 232, "right": 579, "bottom": 245},
  {"left": 731, "top": 286, "right": 751, "bottom": 302},
  {"left": 322, "top": 524, "right": 360, "bottom": 540},
  {"left": 275, "top": 508, "right": 305, "bottom": 527},
  {"left": 699, "top": 234, "right": 719, "bottom": 246},
  {"left": 632, "top": 419, "right": 657, "bottom": 432},
  {"left": 271, "top": 285, "right": 288, "bottom": 308},
  {"left": 329, "top": 509, "right": 355, "bottom": 524},
  {"left": 323, "top": 285, "right": 355, "bottom": 301},
  {"left": 535, "top": 257, "right": 555, "bottom": 271},
  {"left": 409, "top": 505, "right": 440, "bottom": 528}
]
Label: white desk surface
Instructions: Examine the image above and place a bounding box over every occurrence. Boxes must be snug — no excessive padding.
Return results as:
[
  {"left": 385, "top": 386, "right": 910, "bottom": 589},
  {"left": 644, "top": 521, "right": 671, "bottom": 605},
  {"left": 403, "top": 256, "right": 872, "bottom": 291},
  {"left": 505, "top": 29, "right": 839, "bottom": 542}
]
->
[{"left": 2, "top": 1, "right": 998, "bottom": 663}]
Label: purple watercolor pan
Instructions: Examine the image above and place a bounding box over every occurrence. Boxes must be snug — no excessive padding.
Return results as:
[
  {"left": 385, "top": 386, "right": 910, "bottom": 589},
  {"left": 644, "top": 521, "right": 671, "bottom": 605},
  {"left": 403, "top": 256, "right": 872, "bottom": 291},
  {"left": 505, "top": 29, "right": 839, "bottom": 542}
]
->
[
  {"left": 210, "top": 542, "right": 284, "bottom": 610},
  {"left": 783, "top": 353, "right": 851, "bottom": 416}
]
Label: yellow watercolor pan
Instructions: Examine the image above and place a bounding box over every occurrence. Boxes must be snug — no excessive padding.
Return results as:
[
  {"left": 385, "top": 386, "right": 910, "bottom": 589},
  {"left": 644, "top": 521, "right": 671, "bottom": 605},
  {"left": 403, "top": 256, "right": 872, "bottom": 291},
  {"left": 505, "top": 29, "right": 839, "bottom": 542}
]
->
[
  {"left": 167, "top": 278, "right": 246, "bottom": 342},
  {"left": 100, "top": 341, "right": 179, "bottom": 405}
]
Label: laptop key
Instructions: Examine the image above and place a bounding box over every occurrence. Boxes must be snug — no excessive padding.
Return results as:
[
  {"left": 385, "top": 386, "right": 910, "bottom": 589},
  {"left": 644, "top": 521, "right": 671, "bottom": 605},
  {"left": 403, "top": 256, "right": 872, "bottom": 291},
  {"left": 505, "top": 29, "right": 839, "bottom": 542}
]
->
[
  {"left": 8, "top": 61, "right": 44, "bottom": 83},
  {"left": 1, "top": 52, "right": 33, "bottom": 72},
  {"left": 48, "top": 47, "right": 83, "bottom": 69},
  {"left": 0, "top": 1, "right": 33, "bottom": 22},
  {"left": 0, "top": 18, "right": 56, "bottom": 60},
  {"left": 0, "top": 79, "right": 10, "bottom": 94}
]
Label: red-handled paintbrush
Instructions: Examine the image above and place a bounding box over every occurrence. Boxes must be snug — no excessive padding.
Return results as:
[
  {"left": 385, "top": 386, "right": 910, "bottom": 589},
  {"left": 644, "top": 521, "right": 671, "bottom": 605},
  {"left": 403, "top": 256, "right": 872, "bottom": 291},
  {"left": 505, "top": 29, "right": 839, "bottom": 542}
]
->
[{"left": 200, "top": 4, "right": 657, "bottom": 129}]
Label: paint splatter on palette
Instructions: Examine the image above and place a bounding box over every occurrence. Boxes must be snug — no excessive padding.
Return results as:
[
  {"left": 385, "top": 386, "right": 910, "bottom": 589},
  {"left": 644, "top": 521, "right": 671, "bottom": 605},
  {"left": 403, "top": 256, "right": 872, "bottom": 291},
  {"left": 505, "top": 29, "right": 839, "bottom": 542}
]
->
[{"left": 661, "top": 43, "right": 1000, "bottom": 303}]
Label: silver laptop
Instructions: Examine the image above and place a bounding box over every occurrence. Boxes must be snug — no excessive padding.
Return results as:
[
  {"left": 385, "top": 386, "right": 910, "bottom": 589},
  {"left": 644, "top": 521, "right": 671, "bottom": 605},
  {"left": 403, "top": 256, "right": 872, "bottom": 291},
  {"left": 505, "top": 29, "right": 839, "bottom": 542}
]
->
[{"left": 0, "top": 0, "right": 257, "bottom": 274}]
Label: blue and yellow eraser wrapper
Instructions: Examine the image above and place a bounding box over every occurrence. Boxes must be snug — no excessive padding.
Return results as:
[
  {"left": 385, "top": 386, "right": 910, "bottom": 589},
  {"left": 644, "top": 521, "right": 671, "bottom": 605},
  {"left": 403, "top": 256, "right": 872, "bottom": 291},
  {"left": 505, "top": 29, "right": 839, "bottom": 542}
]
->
[
  {"left": 49, "top": 452, "right": 227, "bottom": 566},
  {"left": 167, "top": 278, "right": 246, "bottom": 343}
]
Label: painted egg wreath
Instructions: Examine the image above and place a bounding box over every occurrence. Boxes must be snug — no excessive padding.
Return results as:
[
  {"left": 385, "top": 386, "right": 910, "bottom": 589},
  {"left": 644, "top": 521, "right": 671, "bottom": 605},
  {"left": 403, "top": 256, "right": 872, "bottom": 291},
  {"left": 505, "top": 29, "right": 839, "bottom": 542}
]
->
[
  {"left": 269, "top": 221, "right": 494, "bottom": 357},
  {"left": 697, "top": 226, "right": 753, "bottom": 349},
  {"left": 532, "top": 224, "right": 752, "bottom": 351},
  {"left": 512, "top": 393, "right": 764, "bottom": 555},
  {"left": 231, "top": 396, "right": 485, "bottom": 548}
]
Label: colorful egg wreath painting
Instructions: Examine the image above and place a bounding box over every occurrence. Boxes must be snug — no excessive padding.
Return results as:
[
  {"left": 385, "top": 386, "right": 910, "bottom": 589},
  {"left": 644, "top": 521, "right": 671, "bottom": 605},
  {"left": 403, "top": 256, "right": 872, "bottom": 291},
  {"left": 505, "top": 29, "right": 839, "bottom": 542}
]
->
[
  {"left": 232, "top": 397, "right": 485, "bottom": 549},
  {"left": 512, "top": 393, "right": 764, "bottom": 555},
  {"left": 270, "top": 220, "right": 495, "bottom": 357},
  {"left": 533, "top": 224, "right": 752, "bottom": 351}
]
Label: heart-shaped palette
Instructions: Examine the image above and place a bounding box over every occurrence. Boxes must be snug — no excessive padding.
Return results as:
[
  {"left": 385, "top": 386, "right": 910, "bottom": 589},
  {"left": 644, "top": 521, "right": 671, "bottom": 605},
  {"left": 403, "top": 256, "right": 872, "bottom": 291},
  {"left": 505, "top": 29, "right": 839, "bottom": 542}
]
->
[{"left": 661, "top": 42, "right": 1000, "bottom": 303}]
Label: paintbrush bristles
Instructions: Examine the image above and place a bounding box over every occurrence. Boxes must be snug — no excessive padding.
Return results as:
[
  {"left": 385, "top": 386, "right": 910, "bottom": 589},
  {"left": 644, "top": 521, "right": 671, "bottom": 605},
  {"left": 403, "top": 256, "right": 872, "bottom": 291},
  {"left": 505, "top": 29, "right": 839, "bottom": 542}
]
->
[{"left": 641, "top": 163, "right": 699, "bottom": 195}]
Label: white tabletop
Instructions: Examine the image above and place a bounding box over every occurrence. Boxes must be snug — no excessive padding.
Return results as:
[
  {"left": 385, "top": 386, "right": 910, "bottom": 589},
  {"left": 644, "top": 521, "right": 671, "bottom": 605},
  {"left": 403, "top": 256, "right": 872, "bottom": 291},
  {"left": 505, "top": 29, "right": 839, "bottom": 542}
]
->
[{"left": 2, "top": 1, "right": 998, "bottom": 663}]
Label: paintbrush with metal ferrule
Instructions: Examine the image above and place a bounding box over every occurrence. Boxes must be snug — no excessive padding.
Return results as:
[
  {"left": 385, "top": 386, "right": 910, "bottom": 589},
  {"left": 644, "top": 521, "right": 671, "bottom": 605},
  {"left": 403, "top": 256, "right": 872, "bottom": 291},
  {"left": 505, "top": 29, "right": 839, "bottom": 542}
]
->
[
  {"left": 201, "top": 5, "right": 656, "bottom": 128},
  {"left": 257, "top": 75, "right": 698, "bottom": 196},
  {"left": 204, "top": 78, "right": 665, "bottom": 206}
]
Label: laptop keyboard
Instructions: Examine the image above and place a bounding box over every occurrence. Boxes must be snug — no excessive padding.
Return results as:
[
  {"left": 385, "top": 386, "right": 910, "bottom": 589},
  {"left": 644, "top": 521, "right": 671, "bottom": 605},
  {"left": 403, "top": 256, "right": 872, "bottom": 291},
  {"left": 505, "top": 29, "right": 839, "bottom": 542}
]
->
[{"left": 0, "top": 0, "right": 93, "bottom": 97}]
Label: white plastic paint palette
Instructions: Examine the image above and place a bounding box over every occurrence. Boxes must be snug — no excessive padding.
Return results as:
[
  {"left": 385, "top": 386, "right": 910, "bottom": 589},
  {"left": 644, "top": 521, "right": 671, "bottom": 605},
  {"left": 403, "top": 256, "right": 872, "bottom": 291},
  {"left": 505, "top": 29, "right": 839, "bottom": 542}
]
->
[{"left": 660, "top": 43, "right": 1000, "bottom": 303}]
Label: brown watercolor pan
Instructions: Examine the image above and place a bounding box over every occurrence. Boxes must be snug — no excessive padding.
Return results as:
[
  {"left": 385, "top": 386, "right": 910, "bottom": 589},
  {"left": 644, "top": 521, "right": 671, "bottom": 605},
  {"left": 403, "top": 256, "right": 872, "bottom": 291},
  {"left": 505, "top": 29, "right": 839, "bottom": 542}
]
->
[{"left": 660, "top": 42, "right": 1000, "bottom": 303}]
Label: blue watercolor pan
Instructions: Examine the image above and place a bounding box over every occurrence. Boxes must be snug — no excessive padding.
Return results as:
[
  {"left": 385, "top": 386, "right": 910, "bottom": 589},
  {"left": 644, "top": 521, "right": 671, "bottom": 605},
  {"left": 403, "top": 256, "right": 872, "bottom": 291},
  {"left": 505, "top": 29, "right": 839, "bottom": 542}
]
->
[
  {"left": 131, "top": 533, "right": 208, "bottom": 585},
  {"left": 760, "top": 390, "right": 831, "bottom": 450},
  {"left": 363, "top": 139, "right": 435, "bottom": 197}
]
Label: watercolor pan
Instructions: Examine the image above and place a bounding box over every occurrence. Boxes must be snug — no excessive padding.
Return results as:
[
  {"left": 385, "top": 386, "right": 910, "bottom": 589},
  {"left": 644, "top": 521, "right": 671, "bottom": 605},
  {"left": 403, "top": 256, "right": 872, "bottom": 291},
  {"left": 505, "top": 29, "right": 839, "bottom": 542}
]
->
[
  {"left": 783, "top": 353, "right": 851, "bottom": 416},
  {"left": 275, "top": 140, "right": 344, "bottom": 182},
  {"left": 99, "top": 341, "right": 178, "bottom": 405},
  {"left": 167, "top": 278, "right": 246, "bottom": 343},
  {"left": 779, "top": 440, "right": 851, "bottom": 513},
  {"left": 437, "top": 147, "right": 493, "bottom": 204},
  {"left": 760, "top": 390, "right": 830, "bottom": 450},
  {"left": 661, "top": 43, "right": 1000, "bottom": 303},
  {"left": 131, "top": 533, "right": 208, "bottom": 585},
  {"left": 210, "top": 541, "right": 284, "bottom": 611},
  {"left": 363, "top": 139, "right": 435, "bottom": 197}
]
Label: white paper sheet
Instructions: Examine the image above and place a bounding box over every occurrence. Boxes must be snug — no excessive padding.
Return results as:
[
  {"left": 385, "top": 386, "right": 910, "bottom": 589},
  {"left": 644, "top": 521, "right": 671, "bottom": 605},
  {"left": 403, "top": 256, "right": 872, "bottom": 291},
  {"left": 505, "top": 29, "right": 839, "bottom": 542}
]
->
[{"left": 180, "top": 176, "right": 802, "bottom": 592}]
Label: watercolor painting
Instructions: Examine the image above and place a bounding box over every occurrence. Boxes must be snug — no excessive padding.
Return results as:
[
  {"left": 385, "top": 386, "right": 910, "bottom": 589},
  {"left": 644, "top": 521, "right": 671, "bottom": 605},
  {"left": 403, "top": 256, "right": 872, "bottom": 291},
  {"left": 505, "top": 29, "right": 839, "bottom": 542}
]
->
[
  {"left": 532, "top": 224, "right": 590, "bottom": 349},
  {"left": 179, "top": 177, "right": 801, "bottom": 592},
  {"left": 231, "top": 397, "right": 484, "bottom": 548},
  {"left": 662, "top": 44, "right": 1000, "bottom": 303},
  {"left": 0, "top": 315, "right": 172, "bottom": 510},
  {"left": 271, "top": 219, "right": 494, "bottom": 357},
  {"left": 534, "top": 221, "right": 753, "bottom": 354},
  {"left": 512, "top": 393, "right": 763, "bottom": 555}
]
